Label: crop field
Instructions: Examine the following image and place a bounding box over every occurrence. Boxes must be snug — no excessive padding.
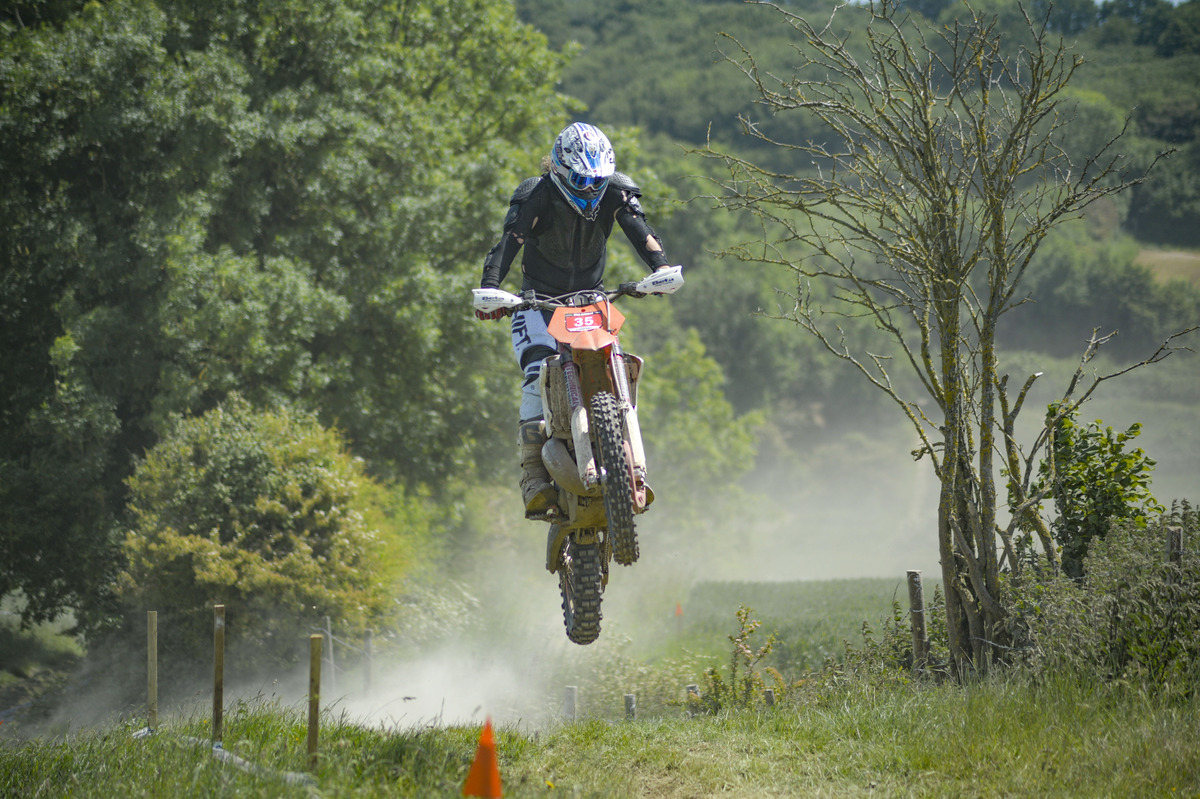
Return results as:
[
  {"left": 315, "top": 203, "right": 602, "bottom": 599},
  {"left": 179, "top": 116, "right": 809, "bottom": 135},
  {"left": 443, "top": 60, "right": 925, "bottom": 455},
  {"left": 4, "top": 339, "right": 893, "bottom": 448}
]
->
[
  {"left": 1136, "top": 248, "right": 1200, "bottom": 287},
  {"left": 676, "top": 578, "right": 917, "bottom": 674}
]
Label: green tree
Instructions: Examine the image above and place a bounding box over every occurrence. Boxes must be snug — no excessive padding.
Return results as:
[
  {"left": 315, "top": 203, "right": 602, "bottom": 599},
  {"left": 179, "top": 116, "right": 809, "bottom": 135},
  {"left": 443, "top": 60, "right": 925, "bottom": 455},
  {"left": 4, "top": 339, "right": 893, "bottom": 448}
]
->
[
  {"left": 1100, "top": 0, "right": 1175, "bottom": 44},
  {"left": 1031, "top": 0, "right": 1098, "bottom": 34},
  {"left": 1034, "top": 404, "right": 1162, "bottom": 578},
  {"left": 627, "top": 312, "right": 761, "bottom": 500},
  {"left": 0, "top": 0, "right": 567, "bottom": 626},
  {"left": 1126, "top": 140, "right": 1200, "bottom": 245},
  {"left": 1156, "top": 0, "right": 1200, "bottom": 56},
  {"left": 999, "top": 222, "right": 1200, "bottom": 361},
  {"left": 117, "top": 397, "right": 388, "bottom": 670},
  {"left": 0, "top": 336, "right": 122, "bottom": 628},
  {"left": 901, "top": 0, "right": 956, "bottom": 22},
  {"left": 699, "top": 0, "right": 1177, "bottom": 675}
]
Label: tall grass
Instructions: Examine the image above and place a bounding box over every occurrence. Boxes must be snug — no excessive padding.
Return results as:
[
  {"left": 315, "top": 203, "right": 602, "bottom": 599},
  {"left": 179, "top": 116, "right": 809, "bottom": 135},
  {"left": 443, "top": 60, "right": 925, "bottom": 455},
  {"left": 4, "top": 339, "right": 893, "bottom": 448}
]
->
[
  {"left": 3, "top": 675, "right": 1196, "bottom": 798},
  {"left": 530, "top": 578, "right": 913, "bottom": 721},
  {"left": 677, "top": 578, "right": 918, "bottom": 675},
  {"left": 5, "top": 572, "right": 1197, "bottom": 797}
]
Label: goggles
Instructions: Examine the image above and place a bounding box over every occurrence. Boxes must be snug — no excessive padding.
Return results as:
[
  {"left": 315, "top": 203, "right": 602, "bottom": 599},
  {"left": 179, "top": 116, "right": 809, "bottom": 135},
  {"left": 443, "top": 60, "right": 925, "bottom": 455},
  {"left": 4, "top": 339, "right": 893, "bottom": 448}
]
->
[{"left": 566, "top": 171, "right": 608, "bottom": 194}]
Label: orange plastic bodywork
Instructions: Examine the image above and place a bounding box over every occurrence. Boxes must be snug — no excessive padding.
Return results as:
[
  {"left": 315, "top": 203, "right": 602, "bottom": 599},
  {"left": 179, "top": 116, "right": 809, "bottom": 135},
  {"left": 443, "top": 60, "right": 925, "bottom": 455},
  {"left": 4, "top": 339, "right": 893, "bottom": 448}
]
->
[{"left": 547, "top": 302, "right": 624, "bottom": 351}]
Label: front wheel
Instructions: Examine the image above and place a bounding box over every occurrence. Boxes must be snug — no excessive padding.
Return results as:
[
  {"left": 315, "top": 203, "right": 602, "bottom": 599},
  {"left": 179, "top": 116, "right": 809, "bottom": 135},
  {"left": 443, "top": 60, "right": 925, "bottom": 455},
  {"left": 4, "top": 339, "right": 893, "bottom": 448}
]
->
[
  {"left": 560, "top": 534, "right": 604, "bottom": 645},
  {"left": 590, "top": 391, "right": 638, "bottom": 565}
]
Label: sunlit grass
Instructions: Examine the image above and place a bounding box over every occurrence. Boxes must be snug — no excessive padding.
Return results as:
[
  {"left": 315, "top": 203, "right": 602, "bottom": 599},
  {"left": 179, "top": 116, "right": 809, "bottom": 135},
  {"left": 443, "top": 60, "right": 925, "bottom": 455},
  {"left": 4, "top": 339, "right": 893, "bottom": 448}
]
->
[
  {"left": 1136, "top": 247, "right": 1200, "bottom": 288},
  {"left": 3, "top": 676, "right": 1196, "bottom": 798},
  {"left": 4, "top": 578, "right": 1196, "bottom": 797}
]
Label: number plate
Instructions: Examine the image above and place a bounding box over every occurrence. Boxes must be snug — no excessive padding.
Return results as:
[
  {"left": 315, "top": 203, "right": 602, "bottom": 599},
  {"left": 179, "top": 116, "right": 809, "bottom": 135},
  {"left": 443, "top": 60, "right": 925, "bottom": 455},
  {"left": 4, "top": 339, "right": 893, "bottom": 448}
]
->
[{"left": 564, "top": 311, "right": 602, "bottom": 333}]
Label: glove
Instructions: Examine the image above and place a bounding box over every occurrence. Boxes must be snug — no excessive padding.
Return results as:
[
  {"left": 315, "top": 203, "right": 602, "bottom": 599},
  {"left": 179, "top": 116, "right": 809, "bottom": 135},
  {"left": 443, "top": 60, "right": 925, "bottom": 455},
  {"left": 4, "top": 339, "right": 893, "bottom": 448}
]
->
[{"left": 475, "top": 308, "right": 508, "bottom": 321}]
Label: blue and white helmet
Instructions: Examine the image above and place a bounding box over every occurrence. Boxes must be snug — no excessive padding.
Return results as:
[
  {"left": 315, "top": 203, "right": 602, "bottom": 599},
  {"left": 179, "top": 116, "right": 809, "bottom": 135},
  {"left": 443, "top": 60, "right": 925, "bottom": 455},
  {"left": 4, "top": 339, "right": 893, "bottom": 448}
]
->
[{"left": 549, "top": 122, "right": 615, "bottom": 219}]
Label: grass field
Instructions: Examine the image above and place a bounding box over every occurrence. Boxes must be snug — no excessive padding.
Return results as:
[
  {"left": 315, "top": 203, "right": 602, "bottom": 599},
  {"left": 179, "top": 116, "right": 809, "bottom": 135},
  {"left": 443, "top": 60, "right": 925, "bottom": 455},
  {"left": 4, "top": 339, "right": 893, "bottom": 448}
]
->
[
  {"left": 2, "top": 674, "right": 1196, "bottom": 797},
  {"left": 677, "top": 578, "right": 917, "bottom": 675},
  {"left": 4, "top": 578, "right": 1197, "bottom": 797},
  {"left": 1136, "top": 247, "right": 1200, "bottom": 287}
]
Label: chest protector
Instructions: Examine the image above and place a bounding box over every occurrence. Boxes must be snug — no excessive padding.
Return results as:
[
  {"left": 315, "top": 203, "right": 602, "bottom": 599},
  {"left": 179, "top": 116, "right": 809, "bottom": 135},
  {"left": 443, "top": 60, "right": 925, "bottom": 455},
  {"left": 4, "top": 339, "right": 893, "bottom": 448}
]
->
[{"left": 523, "top": 177, "right": 621, "bottom": 294}]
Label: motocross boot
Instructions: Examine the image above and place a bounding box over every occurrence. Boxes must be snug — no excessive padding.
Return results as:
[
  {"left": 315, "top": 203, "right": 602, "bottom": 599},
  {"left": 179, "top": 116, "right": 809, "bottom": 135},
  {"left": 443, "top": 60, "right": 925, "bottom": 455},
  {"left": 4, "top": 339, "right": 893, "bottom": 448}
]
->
[{"left": 519, "top": 420, "right": 557, "bottom": 516}]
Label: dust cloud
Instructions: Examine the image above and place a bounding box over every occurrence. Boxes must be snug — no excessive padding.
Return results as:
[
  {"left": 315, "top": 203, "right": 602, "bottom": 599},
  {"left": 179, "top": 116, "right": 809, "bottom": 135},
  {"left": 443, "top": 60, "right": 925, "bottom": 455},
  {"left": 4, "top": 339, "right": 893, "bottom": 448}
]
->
[
  {"left": 238, "top": 355, "right": 1198, "bottom": 730},
  {"left": 9, "top": 347, "right": 1194, "bottom": 736},
  {"left": 315, "top": 444, "right": 947, "bottom": 730}
]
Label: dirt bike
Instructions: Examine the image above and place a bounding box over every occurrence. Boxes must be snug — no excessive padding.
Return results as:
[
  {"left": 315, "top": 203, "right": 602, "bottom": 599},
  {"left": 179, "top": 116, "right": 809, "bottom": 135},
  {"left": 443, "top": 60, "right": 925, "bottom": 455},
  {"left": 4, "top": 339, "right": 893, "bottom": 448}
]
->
[{"left": 472, "top": 266, "right": 684, "bottom": 644}]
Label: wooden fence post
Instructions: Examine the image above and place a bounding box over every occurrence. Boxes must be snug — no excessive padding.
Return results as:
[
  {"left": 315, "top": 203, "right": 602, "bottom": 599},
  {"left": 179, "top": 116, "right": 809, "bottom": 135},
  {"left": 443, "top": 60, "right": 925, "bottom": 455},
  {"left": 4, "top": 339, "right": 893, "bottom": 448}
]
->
[
  {"left": 685, "top": 684, "right": 700, "bottom": 717},
  {"left": 907, "top": 570, "right": 929, "bottom": 671},
  {"left": 308, "top": 634, "right": 322, "bottom": 770},
  {"left": 147, "top": 611, "right": 158, "bottom": 730},
  {"left": 324, "top": 615, "right": 337, "bottom": 696},
  {"left": 564, "top": 685, "right": 577, "bottom": 721},
  {"left": 213, "top": 605, "right": 225, "bottom": 744},
  {"left": 363, "top": 629, "right": 373, "bottom": 695},
  {"left": 1166, "top": 525, "right": 1184, "bottom": 567}
]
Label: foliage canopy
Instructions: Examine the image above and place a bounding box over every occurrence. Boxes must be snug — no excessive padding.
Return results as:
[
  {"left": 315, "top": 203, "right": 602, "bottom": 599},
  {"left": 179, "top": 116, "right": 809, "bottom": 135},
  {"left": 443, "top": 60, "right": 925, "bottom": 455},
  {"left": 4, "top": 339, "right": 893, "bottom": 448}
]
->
[
  {"left": 1033, "top": 404, "right": 1162, "bottom": 578},
  {"left": 118, "top": 397, "right": 388, "bottom": 670},
  {"left": 694, "top": 0, "right": 1188, "bottom": 674},
  {"left": 0, "top": 0, "right": 568, "bottom": 625},
  {"left": 2, "top": 0, "right": 1198, "bottom": 644}
]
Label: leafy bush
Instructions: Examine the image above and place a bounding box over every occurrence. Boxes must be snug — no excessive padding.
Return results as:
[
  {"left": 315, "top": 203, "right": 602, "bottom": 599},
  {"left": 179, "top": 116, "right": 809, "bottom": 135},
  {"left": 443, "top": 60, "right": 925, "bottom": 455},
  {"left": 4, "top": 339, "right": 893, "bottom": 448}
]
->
[
  {"left": 697, "top": 606, "right": 785, "bottom": 713},
  {"left": 811, "top": 584, "right": 952, "bottom": 692},
  {"left": 1034, "top": 403, "right": 1163, "bottom": 578},
  {"left": 1015, "top": 502, "right": 1200, "bottom": 698},
  {"left": 115, "top": 397, "right": 389, "bottom": 674}
]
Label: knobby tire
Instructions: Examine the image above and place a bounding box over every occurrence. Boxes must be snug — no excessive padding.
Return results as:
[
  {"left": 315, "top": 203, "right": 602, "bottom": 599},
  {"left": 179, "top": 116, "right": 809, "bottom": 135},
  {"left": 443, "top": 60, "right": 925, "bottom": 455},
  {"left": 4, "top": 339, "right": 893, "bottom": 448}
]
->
[
  {"left": 560, "top": 536, "right": 603, "bottom": 645},
  {"left": 591, "top": 391, "right": 638, "bottom": 565}
]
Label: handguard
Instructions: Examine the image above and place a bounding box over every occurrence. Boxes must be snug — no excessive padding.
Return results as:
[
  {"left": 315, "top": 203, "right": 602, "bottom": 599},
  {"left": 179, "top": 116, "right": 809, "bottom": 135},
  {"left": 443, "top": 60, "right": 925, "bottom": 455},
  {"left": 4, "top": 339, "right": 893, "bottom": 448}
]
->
[
  {"left": 632, "top": 265, "right": 684, "bottom": 296},
  {"left": 472, "top": 287, "right": 524, "bottom": 314}
]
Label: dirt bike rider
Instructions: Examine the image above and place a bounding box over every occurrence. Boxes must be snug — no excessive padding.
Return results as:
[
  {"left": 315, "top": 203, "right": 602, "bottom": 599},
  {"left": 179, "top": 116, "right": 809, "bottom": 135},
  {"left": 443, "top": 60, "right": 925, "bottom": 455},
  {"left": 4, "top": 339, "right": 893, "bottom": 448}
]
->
[{"left": 476, "top": 122, "right": 674, "bottom": 516}]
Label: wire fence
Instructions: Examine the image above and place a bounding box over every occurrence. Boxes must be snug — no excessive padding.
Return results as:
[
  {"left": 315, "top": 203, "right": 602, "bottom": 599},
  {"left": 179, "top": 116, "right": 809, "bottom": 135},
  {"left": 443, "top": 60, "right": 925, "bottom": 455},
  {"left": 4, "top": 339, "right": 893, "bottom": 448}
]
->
[{"left": 309, "top": 616, "right": 374, "bottom": 696}]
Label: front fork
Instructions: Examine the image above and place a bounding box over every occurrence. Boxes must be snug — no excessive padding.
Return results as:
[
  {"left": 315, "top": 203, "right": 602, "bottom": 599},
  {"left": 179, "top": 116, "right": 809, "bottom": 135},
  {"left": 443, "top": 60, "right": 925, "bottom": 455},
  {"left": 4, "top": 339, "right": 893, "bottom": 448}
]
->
[
  {"left": 560, "top": 351, "right": 600, "bottom": 490},
  {"left": 561, "top": 342, "right": 650, "bottom": 499},
  {"left": 607, "top": 343, "right": 648, "bottom": 483}
]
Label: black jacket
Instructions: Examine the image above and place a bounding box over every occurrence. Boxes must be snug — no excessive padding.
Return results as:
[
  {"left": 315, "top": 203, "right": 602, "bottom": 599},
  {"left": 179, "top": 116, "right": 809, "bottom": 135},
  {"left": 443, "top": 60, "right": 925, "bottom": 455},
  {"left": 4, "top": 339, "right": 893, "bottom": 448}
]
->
[{"left": 480, "top": 173, "right": 669, "bottom": 295}]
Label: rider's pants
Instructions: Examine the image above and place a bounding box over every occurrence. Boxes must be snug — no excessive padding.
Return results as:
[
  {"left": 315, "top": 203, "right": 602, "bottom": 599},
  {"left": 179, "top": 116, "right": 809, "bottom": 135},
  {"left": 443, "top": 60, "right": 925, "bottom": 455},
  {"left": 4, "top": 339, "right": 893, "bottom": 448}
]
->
[{"left": 510, "top": 308, "right": 558, "bottom": 422}]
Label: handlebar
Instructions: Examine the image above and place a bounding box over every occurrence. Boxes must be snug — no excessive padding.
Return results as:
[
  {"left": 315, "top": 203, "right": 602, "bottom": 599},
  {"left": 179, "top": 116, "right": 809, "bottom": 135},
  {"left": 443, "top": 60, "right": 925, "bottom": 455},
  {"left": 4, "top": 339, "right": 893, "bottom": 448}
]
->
[
  {"left": 521, "top": 287, "right": 635, "bottom": 312},
  {"left": 473, "top": 265, "right": 683, "bottom": 316}
]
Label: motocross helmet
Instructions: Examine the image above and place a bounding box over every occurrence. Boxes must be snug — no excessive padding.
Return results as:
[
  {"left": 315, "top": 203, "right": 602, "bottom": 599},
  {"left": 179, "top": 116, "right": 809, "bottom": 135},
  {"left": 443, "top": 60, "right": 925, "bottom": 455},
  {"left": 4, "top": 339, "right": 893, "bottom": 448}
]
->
[{"left": 549, "top": 122, "right": 615, "bottom": 219}]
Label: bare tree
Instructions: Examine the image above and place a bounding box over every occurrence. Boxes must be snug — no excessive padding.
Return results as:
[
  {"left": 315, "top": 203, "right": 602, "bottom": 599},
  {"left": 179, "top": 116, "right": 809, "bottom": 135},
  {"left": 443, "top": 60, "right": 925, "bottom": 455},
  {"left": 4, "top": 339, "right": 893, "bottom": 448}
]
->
[{"left": 700, "top": 0, "right": 1183, "bottom": 674}]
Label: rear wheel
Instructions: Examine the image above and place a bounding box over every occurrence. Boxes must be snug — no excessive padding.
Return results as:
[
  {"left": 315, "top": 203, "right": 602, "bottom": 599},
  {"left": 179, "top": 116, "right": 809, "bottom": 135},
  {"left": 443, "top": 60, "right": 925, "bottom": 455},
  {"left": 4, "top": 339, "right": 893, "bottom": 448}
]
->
[
  {"left": 590, "top": 391, "right": 638, "bottom": 565},
  {"left": 560, "top": 534, "right": 604, "bottom": 645}
]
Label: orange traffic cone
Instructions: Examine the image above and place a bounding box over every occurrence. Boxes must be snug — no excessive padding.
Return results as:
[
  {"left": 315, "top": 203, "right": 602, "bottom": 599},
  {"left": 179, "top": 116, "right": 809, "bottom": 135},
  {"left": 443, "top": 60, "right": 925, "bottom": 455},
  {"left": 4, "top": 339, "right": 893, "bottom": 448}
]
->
[{"left": 462, "top": 717, "right": 502, "bottom": 798}]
